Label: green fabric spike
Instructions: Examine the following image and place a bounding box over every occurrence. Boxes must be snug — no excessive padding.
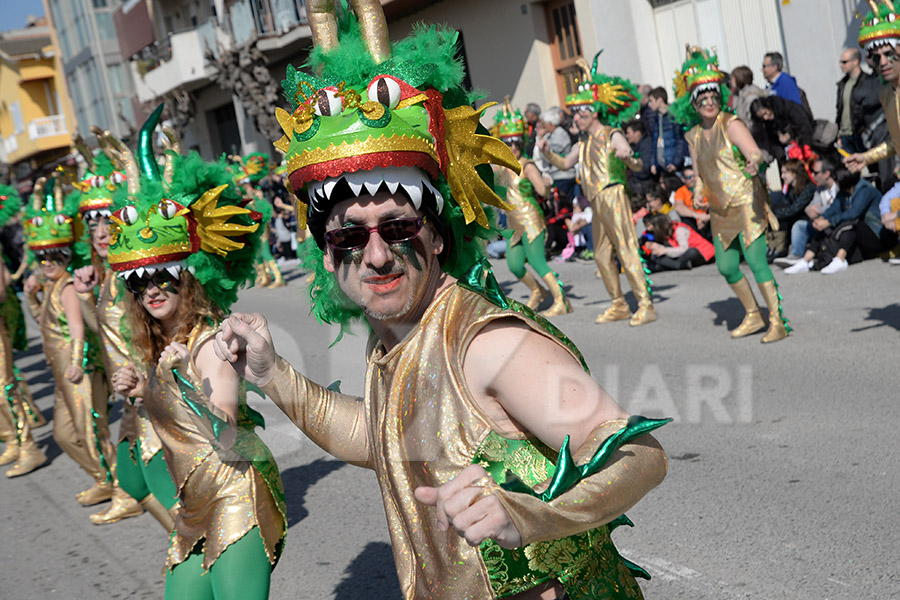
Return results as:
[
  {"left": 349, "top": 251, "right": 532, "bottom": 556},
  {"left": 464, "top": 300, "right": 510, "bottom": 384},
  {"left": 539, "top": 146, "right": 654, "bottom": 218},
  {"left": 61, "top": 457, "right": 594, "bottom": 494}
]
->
[
  {"left": 171, "top": 367, "right": 229, "bottom": 442},
  {"left": 4, "top": 383, "right": 22, "bottom": 444},
  {"left": 90, "top": 408, "right": 113, "bottom": 483},
  {"left": 326, "top": 380, "right": 342, "bottom": 392}
]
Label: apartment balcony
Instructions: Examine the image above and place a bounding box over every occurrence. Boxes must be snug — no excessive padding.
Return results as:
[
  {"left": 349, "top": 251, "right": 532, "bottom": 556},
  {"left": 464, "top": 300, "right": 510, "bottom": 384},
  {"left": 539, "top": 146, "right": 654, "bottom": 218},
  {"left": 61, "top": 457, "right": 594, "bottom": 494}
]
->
[
  {"left": 2, "top": 135, "right": 18, "bottom": 157},
  {"left": 132, "top": 20, "right": 221, "bottom": 104},
  {"left": 27, "top": 115, "right": 67, "bottom": 140}
]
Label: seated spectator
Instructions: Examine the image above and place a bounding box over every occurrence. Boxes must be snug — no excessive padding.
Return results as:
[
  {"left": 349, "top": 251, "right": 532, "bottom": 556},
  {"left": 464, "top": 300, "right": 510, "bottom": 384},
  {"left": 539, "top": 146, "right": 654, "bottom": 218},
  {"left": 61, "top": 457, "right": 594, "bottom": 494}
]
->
[
  {"left": 642, "top": 213, "right": 715, "bottom": 271},
  {"left": 768, "top": 159, "right": 816, "bottom": 259},
  {"left": 645, "top": 184, "right": 682, "bottom": 222},
  {"left": 543, "top": 188, "right": 573, "bottom": 258},
  {"left": 784, "top": 166, "right": 882, "bottom": 274},
  {"left": 647, "top": 87, "right": 688, "bottom": 176},
  {"left": 623, "top": 119, "right": 655, "bottom": 187},
  {"left": 750, "top": 95, "right": 814, "bottom": 164},
  {"left": 729, "top": 65, "right": 769, "bottom": 126},
  {"left": 565, "top": 196, "right": 594, "bottom": 259},
  {"left": 776, "top": 156, "right": 840, "bottom": 265},
  {"left": 671, "top": 167, "right": 711, "bottom": 238},
  {"left": 632, "top": 194, "right": 649, "bottom": 238}
]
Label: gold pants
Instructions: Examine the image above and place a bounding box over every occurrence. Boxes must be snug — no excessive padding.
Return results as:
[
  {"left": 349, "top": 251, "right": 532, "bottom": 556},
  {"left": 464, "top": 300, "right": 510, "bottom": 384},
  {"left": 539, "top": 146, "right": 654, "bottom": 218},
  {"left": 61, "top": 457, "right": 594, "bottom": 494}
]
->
[
  {"left": 52, "top": 369, "right": 111, "bottom": 482},
  {"left": 591, "top": 184, "right": 651, "bottom": 306}
]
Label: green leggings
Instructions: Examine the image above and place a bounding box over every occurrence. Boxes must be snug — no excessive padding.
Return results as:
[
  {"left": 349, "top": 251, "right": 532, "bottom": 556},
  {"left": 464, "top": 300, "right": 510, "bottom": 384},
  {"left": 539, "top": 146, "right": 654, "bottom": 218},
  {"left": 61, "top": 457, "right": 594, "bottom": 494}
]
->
[
  {"left": 506, "top": 232, "right": 551, "bottom": 279},
  {"left": 714, "top": 234, "right": 774, "bottom": 285},
  {"left": 115, "top": 438, "right": 178, "bottom": 509},
  {"left": 165, "top": 528, "right": 273, "bottom": 600}
]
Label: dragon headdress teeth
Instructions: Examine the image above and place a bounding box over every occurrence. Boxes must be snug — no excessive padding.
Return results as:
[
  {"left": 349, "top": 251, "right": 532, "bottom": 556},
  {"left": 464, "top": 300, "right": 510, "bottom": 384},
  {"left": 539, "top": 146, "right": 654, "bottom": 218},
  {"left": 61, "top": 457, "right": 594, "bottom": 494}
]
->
[
  {"left": 563, "top": 51, "right": 641, "bottom": 127},
  {"left": 669, "top": 45, "right": 731, "bottom": 127},
  {"left": 24, "top": 174, "right": 80, "bottom": 255},
  {"left": 859, "top": 0, "right": 900, "bottom": 51},
  {"left": 306, "top": 166, "right": 444, "bottom": 215},
  {"left": 105, "top": 104, "right": 262, "bottom": 311},
  {"left": 492, "top": 97, "right": 527, "bottom": 143},
  {"left": 275, "top": 0, "right": 519, "bottom": 238}
]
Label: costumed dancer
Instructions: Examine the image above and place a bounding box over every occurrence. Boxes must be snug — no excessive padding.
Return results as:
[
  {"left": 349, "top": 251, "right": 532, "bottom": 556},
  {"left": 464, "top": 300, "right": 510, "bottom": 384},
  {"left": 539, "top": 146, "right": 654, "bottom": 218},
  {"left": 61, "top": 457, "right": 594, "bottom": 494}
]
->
[
  {"left": 669, "top": 46, "right": 789, "bottom": 342},
  {"left": 69, "top": 126, "right": 178, "bottom": 528},
  {"left": 538, "top": 55, "right": 656, "bottom": 326},
  {"left": 493, "top": 100, "right": 572, "bottom": 316},
  {"left": 217, "top": 2, "right": 669, "bottom": 598},
  {"left": 107, "top": 114, "right": 285, "bottom": 599},
  {"left": 0, "top": 184, "right": 48, "bottom": 477},
  {"left": 23, "top": 176, "right": 115, "bottom": 504},
  {"left": 233, "top": 154, "right": 286, "bottom": 288}
]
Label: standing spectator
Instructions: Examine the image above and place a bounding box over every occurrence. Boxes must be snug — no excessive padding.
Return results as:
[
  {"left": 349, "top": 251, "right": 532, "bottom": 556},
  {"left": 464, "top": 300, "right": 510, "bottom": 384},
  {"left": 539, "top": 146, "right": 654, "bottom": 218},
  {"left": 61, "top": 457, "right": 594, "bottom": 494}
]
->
[
  {"left": 750, "top": 95, "right": 814, "bottom": 164},
  {"left": 671, "top": 167, "right": 711, "bottom": 237},
  {"left": 776, "top": 156, "right": 840, "bottom": 265},
  {"left": 762, "top": 52, "right": 804, "bottom": 108},
  {"left": 637, "top": 84, "right": 654, "bottom": 123},
  {"left": 646, "top": 87, "right": 688, "bottom": 176},
  {"left": 623, "top": 119, "right": 654, "bottom": 187},
  {"left": 523, "top": 102, "right": 541, "bottom": 158},
  {"left": 836, "top": 48, "right": 885, "bottom": 154},
  {"left": 728, "top": 66, "right": 769, "bottom": 126},
  {"left": 538, "top": 106, "right": 577, "bottom": 199}
]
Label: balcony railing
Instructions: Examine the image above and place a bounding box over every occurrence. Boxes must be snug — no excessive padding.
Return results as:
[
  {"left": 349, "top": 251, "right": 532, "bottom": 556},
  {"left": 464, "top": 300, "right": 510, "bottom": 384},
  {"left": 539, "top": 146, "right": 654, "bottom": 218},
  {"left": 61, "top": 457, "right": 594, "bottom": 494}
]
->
[
  {"left": 27, "top": 115, "right": 67, "bottom": 140},
  {"left": 230, "top": 0, "right": 308, "bottom": 45},
  {"left": 2, "top": 135, "right": 18, "bottom": 155}
]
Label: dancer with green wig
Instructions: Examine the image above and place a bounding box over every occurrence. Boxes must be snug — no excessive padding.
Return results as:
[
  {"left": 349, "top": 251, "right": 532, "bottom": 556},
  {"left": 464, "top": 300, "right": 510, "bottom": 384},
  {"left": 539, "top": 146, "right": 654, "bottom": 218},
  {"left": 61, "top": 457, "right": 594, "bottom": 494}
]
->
[
  {"left": 215, "top": 2, "right": 669, "bottom": 599},
  {"left": 22, "top": 175, "right": 114, "bottom": 504},
  {"left": 232, "top": 153, "right": 287, "bottom": 288},
  {"left": 107, "top": 108, "right": 285, "bottom": 599},
  {"left": 0, "top": 184, "right": 48, "bottom": 477},
  {"left": 538, "top": 54, "right": 656, "bottom": 326},
  {"left": 669, "top": 45, "right": 789, "bottom": 342},
  {"left": 69, "top": 124, "right": 179, "bottom": 528},
  {"left": 493, "top": 99, "right": 571, "bottom": 316}
]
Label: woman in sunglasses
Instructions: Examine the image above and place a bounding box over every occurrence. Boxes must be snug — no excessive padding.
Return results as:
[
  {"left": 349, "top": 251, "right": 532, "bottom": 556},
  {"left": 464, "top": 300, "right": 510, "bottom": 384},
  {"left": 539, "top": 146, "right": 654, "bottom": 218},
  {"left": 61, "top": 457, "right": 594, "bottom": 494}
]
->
[
  {"left": 106, "top": 111, "right": 285, "bottom": 600},
  {"left": 23, "top": 176, "right": 114, "bottom": 499},
  {"left": 71, "top": 131, "right": 179, "bottom": 529},
  {"left": 671, "top": 46, "right": 789, "bottom": 343}
]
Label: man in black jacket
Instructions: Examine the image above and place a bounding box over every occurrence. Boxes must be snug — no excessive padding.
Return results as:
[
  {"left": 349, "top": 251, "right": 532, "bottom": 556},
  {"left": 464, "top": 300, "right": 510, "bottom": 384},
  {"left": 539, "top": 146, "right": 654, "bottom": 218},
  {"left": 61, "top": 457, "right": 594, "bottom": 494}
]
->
[{"left": 836, "top": 48, "right": 887, "bottom": 154}]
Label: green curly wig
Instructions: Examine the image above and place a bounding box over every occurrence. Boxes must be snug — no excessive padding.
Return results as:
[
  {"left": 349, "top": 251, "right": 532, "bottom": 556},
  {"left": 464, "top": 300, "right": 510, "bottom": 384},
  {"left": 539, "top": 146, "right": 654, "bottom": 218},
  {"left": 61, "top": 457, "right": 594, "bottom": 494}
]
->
[
  {"left": 0, "top": 185, "right": 23, "bottom": 229},
  {"left": 669, "top": 46, "right": 732, "bottom": 128}
]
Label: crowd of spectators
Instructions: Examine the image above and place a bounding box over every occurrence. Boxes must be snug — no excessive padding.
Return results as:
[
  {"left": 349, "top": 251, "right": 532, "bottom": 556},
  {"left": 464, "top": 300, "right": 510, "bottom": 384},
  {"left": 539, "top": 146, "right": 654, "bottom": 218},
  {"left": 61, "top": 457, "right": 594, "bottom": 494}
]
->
[{"left": 489, "top": 47, "right": 900, "bottom": 277}]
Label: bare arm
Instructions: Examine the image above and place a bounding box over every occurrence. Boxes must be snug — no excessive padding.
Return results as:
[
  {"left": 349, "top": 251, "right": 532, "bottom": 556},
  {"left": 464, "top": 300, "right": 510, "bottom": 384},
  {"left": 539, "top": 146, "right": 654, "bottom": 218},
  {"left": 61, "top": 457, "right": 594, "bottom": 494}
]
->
[
  {"left": 522, "top": 162, "right": 548, "bottom": 198},
  {"left": 610, "top": 131, "right": 642, "bottom": 171}
]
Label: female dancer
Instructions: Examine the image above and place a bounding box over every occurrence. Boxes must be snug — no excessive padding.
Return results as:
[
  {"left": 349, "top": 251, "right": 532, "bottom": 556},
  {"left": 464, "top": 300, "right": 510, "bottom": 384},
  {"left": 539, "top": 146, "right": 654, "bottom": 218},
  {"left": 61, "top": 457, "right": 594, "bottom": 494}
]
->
[
  {"left": 493, "top": 103, "right": 571, "bottom": 316},
  {"left": 107, "top": 115, "right": 285, "bottom": 599},
  {"left": 23, "top": 176, "right": 114, "bottom": 502},
  {"left": 670, "top": 46, "right": 789, "bottom": 342},
  {"left": 70, "top": 126, "right": 177, "bottom": 527},
  {"left": 0, "top": 184, "right": 47, "bottom": 477}
]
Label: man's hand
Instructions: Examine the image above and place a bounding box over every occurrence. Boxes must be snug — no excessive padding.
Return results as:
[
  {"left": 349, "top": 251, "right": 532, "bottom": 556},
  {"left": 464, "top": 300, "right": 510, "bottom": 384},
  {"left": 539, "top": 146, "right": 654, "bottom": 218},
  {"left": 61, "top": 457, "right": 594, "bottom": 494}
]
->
[
  {"left": 882, "top": 211, "right": 898, "bottom": 232},
  {"left": 813, "top": 217, "right": 830, "bottom": 231},
  {"left": 213, "top": 313, "right": 277, "bottom": 387},
  {"left": 646, "top": 241, "right": 667, "bottom": 257},
  {"left": 73, "top": 266, "right": 99, "bottom": 293},
  {"left": 65, "top": 365, "right": 84, "bottom": 384},
  {"left": 744, "top": 160, "right": 759, "bottom": 177},
  {"left": 23, "top": 274, "right": 39, "bottom": 296},
  {"left": 805, "top": 204, "right": 822, "bottom": 219},
  {"left": 844, "top": 153, "right": 866, "bottom": 173},
  {"left": 650, "top": 165, "right": 657, "bottom": 176},
  {"left": 112, "top": 365, "right": 147, "bottom": 398},
  {"left": 414, "top": 464, "right": 522, "bottom": 549},
  {"left": 665, "top": 163, "right": 677, "bottom": 173}
]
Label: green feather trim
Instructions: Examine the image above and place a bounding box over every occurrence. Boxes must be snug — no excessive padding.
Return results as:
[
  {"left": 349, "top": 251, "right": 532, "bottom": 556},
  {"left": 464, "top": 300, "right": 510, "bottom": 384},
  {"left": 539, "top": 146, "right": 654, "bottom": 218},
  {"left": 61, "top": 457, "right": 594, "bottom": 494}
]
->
[{"left": 0, "top": 185, "right": 22, "bottom": 229}]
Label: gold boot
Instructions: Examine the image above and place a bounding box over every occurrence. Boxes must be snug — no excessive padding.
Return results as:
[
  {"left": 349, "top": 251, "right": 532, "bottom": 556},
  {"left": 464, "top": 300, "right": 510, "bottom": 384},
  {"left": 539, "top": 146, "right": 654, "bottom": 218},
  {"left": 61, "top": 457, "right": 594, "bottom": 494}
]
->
[
  {"left": 141, "top": 496, "right": 176, "bottom": 533},
  {"left": 76, "top": 480, "right": 114, "bottom": 506},
  {"left": 758, "top": 280, "right": 789, "bottom": 343},
  {"left": 0, "top": 443, "right": 18, "bottom": 466},
  {"left": 539, "top": 273, "right": 572, "bottom": 317},
  {"left": 90, "top": 486, "right": 143, "bottom": 524},
  {"left": 519, "top": 272, "right": 547, "bottom": 310},
  {"left": 6, "top": 439, "right": 47, "bottom": 478},
  {"left": 629, "top": 303, "right": 658, "bottom": 326},
  {"left": 266, "top": 260, "right": 286, "bottom": 288},
  {"left": 728, "top": 278, "right": 765, "bottom": 338},
  {"left": 595, "top": 297, "right": 631, "bottom": 324},
  {"left": 16, "top": 372, "right": 46, "bottom": 428},
  {"left": 255, "top": 263, "right": 272, "bottom": 287}
]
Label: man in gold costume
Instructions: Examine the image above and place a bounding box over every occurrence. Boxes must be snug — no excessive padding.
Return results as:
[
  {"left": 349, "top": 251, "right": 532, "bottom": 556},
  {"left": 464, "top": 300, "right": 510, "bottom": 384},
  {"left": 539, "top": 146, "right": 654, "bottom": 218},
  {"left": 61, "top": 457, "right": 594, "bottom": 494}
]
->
[
  {"left": 538, "top": 57, "right": 657, "bottom": 326},
  {"left": 215, "top": 3, "right": 669, "bottom": 599}
]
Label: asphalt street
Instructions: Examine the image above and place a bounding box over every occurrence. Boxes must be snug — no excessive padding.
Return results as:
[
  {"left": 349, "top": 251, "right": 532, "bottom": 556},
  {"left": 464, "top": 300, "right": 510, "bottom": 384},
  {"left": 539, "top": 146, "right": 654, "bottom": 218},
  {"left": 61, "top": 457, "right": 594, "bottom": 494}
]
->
[{"left": 2, "top": 256, "right": 897, "bottom": 599}]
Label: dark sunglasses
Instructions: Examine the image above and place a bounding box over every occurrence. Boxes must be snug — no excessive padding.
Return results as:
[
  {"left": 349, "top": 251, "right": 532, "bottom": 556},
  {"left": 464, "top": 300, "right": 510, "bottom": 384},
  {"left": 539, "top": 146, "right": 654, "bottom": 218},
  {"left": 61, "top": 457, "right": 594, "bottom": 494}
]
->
[
  {"left": 125, "top": 270, "right": 181, "bottom": 296},
  {"left": 324, "top": 217, "right": 426, "bottom": 251}
]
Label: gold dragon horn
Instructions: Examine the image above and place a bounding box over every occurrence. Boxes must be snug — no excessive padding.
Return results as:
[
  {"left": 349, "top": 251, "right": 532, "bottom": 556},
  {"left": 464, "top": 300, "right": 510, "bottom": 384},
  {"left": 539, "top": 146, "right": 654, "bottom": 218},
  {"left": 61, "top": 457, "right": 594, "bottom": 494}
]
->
[
  {"left": 160, "top": 126, "right": 182, "bottom": 185},
  {"left": 32, "top": 177, "right": 46, "bottom": 212},
  {"left": 306, "top": 0, "right": 340, "bottom": 54},
  {"left": 100, "top": 131, "right": 141, "bottom": 196},
  {"left": 72, "top": 133, "right": 94, "bottom": 173},
  {"left": 350, "top": 0, "right": 391, "bottom": 64}
]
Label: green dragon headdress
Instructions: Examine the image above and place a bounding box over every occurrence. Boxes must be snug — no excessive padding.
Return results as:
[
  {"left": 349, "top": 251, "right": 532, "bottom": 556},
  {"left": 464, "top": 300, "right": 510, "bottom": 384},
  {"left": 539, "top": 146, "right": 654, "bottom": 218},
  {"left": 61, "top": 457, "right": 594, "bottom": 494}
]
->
[
  {"left": 104, "top": 105, "right": 262, "bottom": 311},
  {"left": 24, "top": 175, "right": 81, "bottom": 254},
  {"left": 492, "top": 97, "right": 527, "bottom": 143},
  {"left": 564, "top": 51, "right": 641, "bottom": 127},
  {"left": 0, "top": 185, "right": 23, "bottom": 230},
  {"left": 859, "top": 0, "right": 900, "bottom": 52},
  {"left": 275, "top": 0, "right": 519, "bottom": 238},
  {"left": 232, "top": 153, "right": 271, "bottom": 185},
  {"left": 70, "top": 130, "right": 128, "bottom": 220},
  {"left": 669, "top": 45, "right": 731, "bottom": 127}
]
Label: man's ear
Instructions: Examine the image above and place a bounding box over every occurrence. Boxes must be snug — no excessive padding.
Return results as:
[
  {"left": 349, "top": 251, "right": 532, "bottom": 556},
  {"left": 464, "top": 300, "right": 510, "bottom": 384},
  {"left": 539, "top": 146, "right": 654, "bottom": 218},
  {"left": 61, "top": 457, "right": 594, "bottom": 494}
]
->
[
  {"left": 323, "top": 247, "right": 336, "bottom": 273},
  {"left": 428, "top": 221, "right": 445, "bottom": 256}
]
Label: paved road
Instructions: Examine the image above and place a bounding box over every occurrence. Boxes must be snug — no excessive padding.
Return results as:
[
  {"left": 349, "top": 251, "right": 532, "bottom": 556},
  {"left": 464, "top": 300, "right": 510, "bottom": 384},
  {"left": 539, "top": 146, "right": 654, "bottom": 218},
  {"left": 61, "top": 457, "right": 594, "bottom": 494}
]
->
[{"left": 2, "top": 257, "right": 897, "bottom": 599}]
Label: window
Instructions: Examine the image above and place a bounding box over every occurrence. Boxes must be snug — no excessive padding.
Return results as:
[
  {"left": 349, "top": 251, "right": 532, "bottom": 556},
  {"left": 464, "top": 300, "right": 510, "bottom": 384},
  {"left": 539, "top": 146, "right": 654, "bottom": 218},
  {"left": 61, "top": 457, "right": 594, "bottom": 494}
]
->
[
  {"left": 49, "top": 0, "right": 72, "bottom": 58},
  {"left": 92, "top": 0, "right": 108, "bottom": 7},
  {"left": 94, "top": 11, "right": 117, "bottom": 40},
  {"left": 108, "top": 63, "right": 127, "bottom": 95},
  {"left": 10, "top": 102, "right": 25, "bottom": 135},
  {"left": 544, "top": 0, "right": 583, "bottom": 104}
]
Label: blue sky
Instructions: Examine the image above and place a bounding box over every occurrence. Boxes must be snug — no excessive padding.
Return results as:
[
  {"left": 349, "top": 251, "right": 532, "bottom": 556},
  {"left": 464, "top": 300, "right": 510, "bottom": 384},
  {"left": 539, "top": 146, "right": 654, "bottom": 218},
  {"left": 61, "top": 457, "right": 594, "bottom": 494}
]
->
[{"left": 2, "top": 0, "right": 47, "bottom": 31}]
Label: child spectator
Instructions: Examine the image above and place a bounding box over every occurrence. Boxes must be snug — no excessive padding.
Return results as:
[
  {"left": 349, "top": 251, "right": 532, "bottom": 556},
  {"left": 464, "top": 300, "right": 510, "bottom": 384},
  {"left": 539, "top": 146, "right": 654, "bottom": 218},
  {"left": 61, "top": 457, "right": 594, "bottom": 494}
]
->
[
  {"left": 642, "top": 213, "right": 715, "bottom": 271},
  {"left": 671, "top": 167, "right": 711, "bottom": 238}
]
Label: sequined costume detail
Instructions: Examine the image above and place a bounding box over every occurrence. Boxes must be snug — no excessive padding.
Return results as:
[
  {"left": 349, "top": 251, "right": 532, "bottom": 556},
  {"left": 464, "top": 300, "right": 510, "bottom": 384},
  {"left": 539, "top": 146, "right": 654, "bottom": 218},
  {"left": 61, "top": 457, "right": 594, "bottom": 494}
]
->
[{"left": 497, "top": 159, "right": 545, "bottom": 245}]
